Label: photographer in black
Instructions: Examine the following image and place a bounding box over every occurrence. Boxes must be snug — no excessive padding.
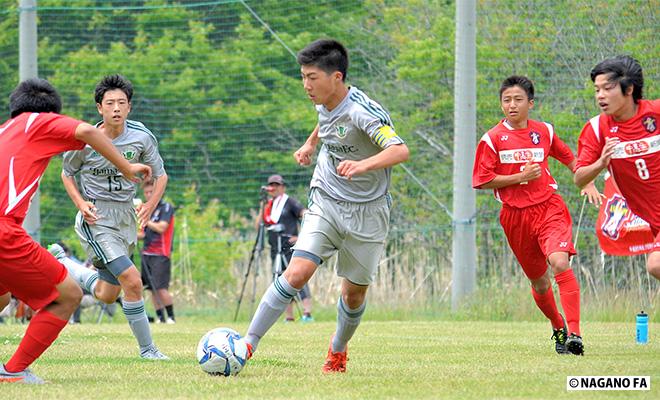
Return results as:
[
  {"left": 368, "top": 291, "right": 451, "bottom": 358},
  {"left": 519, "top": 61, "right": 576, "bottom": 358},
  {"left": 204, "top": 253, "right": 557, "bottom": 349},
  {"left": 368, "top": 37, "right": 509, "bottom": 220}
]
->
[{"left": 263, "top": 174, "right": 313, "bottom": 322}]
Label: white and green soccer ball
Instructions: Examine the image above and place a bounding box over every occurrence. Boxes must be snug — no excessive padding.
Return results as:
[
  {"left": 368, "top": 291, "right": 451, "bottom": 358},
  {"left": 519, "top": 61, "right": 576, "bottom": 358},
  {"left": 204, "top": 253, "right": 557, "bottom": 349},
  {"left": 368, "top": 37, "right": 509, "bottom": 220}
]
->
[{"left": 196, "top": 328, "right": 248, "bottom": 376}]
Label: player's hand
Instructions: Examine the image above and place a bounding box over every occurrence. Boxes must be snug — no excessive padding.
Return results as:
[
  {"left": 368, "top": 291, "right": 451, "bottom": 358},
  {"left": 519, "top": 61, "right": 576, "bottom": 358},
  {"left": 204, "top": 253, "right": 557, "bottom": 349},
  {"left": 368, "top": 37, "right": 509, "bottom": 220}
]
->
[
  {"left": 597, "top": 137, "right": 619, "bottom": 168},
  {"left": 136, "top": 201, "right": 156, "bottom": 229},
  {"left": 124, "top": 163, "right": 152, "bottom": 183},
  {"left": 78, "top": 201, "right": 99, "bottom": 224},
  {"left": 294, "top": 143, "right": 315, "bottom": 166},
  {"left": 580, "top": 181, "right": 605, "bottom": 206},
  {"left": 519, "top": 159, "right": 541, "bottom": 184},
  {"left": 337, "top": 159, "right": 367, "bottom": 180}
]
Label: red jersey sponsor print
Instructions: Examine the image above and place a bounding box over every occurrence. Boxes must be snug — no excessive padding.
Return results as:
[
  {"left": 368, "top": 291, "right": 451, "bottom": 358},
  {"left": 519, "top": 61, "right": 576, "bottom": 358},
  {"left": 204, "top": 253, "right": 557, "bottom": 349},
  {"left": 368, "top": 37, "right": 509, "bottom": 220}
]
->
[
  {"left": 576, "top": 99, "right": 660, "bottom": 231},
  {"left": 0, "top": 113, "right": 84, "bottom": 222},
  {"left": 473, "top": 119, "right": 575, "bottom": 208}
]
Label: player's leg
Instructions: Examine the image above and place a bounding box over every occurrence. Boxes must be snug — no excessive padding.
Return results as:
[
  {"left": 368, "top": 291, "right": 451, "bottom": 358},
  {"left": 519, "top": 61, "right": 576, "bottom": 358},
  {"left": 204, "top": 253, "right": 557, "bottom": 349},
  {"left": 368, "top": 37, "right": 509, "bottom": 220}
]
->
[
  {"left": 245, "top": 256, "right": 318, "bottom": 352},
  {"left": 501, "top": 204, "right": 565, "bottom": 331},
  {"left": 245, "top": 188, "right": 339, "bottom": 354},
  {"left": 300, "top": 284, "right": 313, "bottom": 321},
  {"left": 111, "top": 259, "right": 167, "bottom": 359},
  {"left": 646, "top": 231, "right": 660, "bottom": 280},
  {"left": 647, "top": 250, "right": 660, "bottom": 280},
  {"left": 152, "top": 256, "right": 175, "bottom": 323},
  {"left": 540, "top": 195, "right": 582, "bottom": 355},
  {"left": 0, "top": 292, "right": 9, "bottom": 312},
  {"left": 0, "top": 239, "right": 82, "bottom": 384}
]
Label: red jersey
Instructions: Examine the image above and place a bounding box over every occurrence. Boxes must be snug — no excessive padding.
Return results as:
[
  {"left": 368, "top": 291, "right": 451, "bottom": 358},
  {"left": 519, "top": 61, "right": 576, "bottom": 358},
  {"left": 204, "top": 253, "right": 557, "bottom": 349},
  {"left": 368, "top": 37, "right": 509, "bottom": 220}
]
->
[
  {"left": 0, "top": 112, "right": 84, "bottom": 223},
  {"left": 576, "top": 99, "right": 660, "bottom": 230},
  {"left": 473, "top": 119, "right": 575, "bottom": 208}
]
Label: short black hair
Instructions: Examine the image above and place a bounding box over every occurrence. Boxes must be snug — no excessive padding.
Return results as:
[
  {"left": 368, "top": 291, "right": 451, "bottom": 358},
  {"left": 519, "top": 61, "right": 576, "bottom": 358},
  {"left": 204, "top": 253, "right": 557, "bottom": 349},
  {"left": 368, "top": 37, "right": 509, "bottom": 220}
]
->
[
  {"left": 590, "top": 55, "right": 644, "bottom": 103},
  {"left": 499, "top": 75, "right": 535, "bottom": 101},
  {"left": 297, "top": 39, "right": 349, "bottom": 81},
  {"left": 94, "top": 74, "right": 134, "bottom": 104},
  {"left": 9, "top": 78, "right": 62, "bottom": 118}
]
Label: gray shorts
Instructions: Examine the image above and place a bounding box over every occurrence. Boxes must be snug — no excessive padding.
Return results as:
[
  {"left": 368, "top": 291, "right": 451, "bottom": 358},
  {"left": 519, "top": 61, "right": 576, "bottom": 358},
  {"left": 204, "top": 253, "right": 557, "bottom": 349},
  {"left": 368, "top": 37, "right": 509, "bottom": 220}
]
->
[
  {"left": 294, "top": 188, "right": 391, "bottom": 285},
  {"left": 75, "top": 200, "right": 137, "bottom": 284}
]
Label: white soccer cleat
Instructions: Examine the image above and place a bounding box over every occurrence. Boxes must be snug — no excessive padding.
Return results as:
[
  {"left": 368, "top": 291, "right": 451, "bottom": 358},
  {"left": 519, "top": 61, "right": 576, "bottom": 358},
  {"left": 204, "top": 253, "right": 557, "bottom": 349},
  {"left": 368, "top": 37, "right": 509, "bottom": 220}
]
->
[
  {"left": 140, "top": 344, "right": 170, "bottom": 360},
  {"left": 0, "top": 365, "right": 45, "bottom": 384}
]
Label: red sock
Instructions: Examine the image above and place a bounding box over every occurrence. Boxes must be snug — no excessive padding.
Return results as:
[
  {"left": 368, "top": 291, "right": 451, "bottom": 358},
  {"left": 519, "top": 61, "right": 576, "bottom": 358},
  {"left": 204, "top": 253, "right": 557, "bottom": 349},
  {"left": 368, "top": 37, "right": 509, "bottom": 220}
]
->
[
  {"left": 4, "top": 310, "right": 68, "bottom": 373},
  {"left": 555, "top": 269, "right": 580, "bottom": 336},
  {"left": 531, "top": 286, "right": 564, "bottom": 329}
]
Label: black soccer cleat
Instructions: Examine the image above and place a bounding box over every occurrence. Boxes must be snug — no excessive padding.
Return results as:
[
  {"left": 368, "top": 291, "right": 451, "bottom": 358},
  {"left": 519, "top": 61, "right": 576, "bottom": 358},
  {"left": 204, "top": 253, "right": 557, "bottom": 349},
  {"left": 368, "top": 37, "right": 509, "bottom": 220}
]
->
[
  {"left": 551, "top": 317, "right": 569, "bottom": 355},
  {"left": 565, "top": 333, "right": 584, "bottom": 356}
]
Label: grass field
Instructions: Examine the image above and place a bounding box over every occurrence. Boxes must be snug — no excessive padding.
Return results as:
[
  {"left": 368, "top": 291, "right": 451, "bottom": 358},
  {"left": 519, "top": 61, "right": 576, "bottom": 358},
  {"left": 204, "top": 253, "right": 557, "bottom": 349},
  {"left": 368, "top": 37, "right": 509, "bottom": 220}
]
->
[{"left": 1, "top": 318, "right": 658, "bottom": 399}]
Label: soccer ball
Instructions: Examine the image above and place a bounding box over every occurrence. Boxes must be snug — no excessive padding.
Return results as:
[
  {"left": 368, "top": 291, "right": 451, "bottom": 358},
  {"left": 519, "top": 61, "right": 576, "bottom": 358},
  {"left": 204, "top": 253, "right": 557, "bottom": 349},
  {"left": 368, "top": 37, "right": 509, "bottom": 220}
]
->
[{"left": 196, "top": 327, "right": 248, "bottom": 376}]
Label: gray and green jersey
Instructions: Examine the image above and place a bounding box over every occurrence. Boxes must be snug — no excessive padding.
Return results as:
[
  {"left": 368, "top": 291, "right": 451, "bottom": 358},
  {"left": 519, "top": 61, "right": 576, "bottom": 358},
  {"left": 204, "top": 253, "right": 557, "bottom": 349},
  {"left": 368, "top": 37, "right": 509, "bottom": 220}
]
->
[
  {"left": 311, "top": 86, "right": 404, "bottom": 203},
  {"left": 62, "top": 120, "right": 165, "bottom": 203}
]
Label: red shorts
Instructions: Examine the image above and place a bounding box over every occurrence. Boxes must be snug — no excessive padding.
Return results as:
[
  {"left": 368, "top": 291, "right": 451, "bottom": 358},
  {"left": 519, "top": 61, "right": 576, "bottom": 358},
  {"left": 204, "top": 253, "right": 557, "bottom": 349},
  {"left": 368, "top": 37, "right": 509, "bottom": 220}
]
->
[
  {"left": 500, "top": 194, "right": 577, "bottom": 280},
  {"left": 0, "top": 218, "right": 67, "bottom": 310}
]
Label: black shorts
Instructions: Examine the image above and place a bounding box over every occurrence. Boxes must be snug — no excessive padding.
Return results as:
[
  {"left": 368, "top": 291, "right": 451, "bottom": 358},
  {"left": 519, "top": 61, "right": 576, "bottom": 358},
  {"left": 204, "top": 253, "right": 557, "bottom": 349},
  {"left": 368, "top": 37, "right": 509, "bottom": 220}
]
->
[{"left": 141, "top": 254, "right": 171, "bottom": 290}]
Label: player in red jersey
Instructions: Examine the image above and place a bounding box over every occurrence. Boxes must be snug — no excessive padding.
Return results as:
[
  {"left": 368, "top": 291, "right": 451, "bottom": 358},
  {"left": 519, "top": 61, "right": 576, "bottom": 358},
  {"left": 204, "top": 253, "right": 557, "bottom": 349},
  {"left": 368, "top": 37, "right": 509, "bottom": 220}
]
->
[
  {"left": 0, "top": 79, "right": 151, "bottom": 384},
  {"left": 473, "top": 76, "right": 600, "bottom": 356},
  {"left": 574, "top": 56, "right": 660, "bottom": 280}
]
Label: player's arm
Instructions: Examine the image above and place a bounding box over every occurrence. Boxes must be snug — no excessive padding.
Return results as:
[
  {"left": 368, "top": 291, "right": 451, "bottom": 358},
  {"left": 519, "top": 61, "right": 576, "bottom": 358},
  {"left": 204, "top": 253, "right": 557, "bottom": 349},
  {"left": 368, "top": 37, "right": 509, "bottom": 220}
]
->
[
  {"left": 137, "top": 174, "right": 168, "bottom": 229},
  {"left": 75, "top": 122, "right": 151, "bottom": 182},
  {"left": 564, "top": 159, "right": 603, "bottom": 206},
  {"left": 574, "top": 137, "right": 619, "bottom": 187},
  {"left": 294, "top": 124, "right": 320, "bottom": 166},
  {"left": 61, "top": 171, "right": 99, "bottom": 224},
  {"left": 478, "top": 159, "right": 540, "bottom": 189},
  {"left": 336, "top": 143, "right": 409, "bottom": 179}
]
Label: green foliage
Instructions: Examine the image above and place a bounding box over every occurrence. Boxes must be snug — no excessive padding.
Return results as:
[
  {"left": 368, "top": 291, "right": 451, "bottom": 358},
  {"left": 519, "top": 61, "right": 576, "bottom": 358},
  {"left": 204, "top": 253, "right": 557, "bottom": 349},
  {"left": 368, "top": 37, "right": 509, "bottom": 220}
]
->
[{"left": 174, "top": 185, "right": 249, "bottom": 292}]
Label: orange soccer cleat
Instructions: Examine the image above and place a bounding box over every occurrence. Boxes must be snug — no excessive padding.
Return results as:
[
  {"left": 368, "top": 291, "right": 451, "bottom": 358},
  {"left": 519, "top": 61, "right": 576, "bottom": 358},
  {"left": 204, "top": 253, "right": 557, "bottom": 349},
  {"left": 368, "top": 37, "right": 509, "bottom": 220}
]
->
[{"left": 322, "top": 338, "right": 348, "bottom": 373}]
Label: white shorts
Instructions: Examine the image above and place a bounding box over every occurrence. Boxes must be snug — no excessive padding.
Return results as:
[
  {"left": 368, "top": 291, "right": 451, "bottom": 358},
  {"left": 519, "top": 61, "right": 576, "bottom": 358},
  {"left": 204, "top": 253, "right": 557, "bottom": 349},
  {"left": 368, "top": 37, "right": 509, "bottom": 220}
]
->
[{"left": 294, "top": 188, "right": 391, "bottom": 285}]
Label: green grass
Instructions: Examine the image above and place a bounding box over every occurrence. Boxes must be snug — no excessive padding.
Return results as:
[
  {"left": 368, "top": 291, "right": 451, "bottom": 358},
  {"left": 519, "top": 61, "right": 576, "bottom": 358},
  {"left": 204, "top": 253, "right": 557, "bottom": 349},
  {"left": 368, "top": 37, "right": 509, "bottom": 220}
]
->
[{"left": 1, "top": 319, "right": 659, "bottom": 399}]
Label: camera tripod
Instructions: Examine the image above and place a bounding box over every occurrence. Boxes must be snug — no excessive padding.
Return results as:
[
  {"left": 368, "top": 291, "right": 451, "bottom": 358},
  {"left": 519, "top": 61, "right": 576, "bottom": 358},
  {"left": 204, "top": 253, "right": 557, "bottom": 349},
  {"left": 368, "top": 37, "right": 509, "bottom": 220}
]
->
[{"left": 233, "top": 192, "right": 303, "bottom": 321}]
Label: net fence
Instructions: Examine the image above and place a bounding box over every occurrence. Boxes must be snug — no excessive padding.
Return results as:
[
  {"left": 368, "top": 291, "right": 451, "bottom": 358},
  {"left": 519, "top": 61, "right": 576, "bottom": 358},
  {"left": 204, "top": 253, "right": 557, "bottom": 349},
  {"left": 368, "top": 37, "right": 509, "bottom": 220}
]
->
[{"left": 0, "top": 0, "right": 657, "bottom": 305}]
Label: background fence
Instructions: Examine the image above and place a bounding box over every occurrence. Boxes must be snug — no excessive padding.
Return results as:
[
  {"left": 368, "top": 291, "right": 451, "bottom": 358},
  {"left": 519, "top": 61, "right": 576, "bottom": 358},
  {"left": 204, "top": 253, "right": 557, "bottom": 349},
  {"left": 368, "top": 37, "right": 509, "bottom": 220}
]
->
[{"left": 0, "top": 0, "right": 657, "bottom": 313}]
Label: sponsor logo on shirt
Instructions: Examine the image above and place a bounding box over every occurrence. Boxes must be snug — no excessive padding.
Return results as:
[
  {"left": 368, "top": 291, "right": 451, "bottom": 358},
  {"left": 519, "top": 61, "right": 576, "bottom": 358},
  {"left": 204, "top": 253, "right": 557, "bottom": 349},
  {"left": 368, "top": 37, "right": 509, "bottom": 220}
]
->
[
  {"left": 612, "top": 134, "right": 660, "bottom": 159},
  {"left": 326, "top": 142, "right": 358, "bottom": 154},
  {"left": 498, "top": 148, "right": 544, "bottom": 163},
  {"left": 500, "top": 135, "right": 508, "bottom": 141},
  {"left": 642, "top": 116, "right": 656, "bottom": 133}
]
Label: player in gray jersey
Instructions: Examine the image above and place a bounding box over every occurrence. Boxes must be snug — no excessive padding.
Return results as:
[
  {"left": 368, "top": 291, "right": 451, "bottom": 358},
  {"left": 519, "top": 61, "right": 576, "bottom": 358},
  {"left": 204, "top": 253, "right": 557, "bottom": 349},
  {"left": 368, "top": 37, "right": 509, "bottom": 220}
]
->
[
  {"left": 242, "top": 39, "right": 409, "bottom": 373},
  {"left": 58, "top": 75, "right": 169, "bottom": 360}
]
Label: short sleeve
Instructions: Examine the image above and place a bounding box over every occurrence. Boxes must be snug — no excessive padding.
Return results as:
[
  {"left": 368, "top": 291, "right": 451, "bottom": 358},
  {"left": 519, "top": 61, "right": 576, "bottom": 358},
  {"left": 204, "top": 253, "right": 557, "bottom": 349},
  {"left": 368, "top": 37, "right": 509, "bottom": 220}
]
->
[
  {"left": 139, "top": 131, "right": 166, "bottom": 178},
  {"left": 575, "top": 118, "right": 604, "bottom": 171},
  {"left": 159, "top": 202, "right": 174, "bottom": 223},
  {"left": 350, "top": 103, "right": 404, "bottom": 149},
  {"left": 289, "top": 197, "right": 305, "bottom": 219},
  {"left": 62, "top": 149, "right": 85, "bottom": 176},
  {"left": 472, "top": 133, "right": 499, "bottom": 189},
  {"left": 34, "top": 113, "right": 86, "bottom": 155}
]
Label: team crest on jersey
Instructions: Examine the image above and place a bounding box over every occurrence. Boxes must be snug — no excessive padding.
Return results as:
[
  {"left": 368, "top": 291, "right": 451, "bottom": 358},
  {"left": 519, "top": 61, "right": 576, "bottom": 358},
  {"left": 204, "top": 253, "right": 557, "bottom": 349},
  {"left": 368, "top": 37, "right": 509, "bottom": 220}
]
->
[
  {"left": 335, "top": 125, "right": 347, "bottom": 138},
  {"left": 642, "top": 116, "right": 656, "bottom": 133},
  {"left": 122, "top": 150, "right": 136, "bottom": 160},
  {"left": 529, "top": 131, "right": 541, "bottom": 145}
]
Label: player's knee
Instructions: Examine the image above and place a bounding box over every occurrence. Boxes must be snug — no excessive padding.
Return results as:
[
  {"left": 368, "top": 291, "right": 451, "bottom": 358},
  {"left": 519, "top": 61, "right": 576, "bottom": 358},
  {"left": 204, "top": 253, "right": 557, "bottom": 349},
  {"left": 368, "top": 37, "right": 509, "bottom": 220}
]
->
[
  {"left": 531, "top": 277, "right": 551, "bottom": 294},
  {"left": 342, "top": 291, "right": 366, "bottom": 309},
  {"left": 121, "top": 277, "right": 143, "bottom": 297},
  {"left": 58, "top": 279, "right": 83, "bottom": 307},
  {"left": 647, "top": 255, "right": 660, "bottom": 280}
]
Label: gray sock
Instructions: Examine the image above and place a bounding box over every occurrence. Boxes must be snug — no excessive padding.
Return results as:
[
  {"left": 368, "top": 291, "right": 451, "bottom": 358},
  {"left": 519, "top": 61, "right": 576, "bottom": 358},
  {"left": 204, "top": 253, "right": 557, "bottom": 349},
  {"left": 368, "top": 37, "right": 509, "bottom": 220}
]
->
[
  {"left": 122, "top": 299, "right": 153, "bottom": 349},
  {"left": 245, "top": 275, "right": 299, "bottom": 351},
  {"left": 332, "top": 297, "right": 366, "bottom": 353},
  {"left": 60, "top": 257, "right": 98, "bottom": 296}
]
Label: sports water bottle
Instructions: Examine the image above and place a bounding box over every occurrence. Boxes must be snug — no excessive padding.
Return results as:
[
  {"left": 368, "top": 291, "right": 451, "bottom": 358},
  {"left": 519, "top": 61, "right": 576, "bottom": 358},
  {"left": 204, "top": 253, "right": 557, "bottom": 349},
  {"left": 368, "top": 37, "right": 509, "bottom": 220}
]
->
[{"left": 636, "top": 311, "right": 648, "bottom": 344}]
